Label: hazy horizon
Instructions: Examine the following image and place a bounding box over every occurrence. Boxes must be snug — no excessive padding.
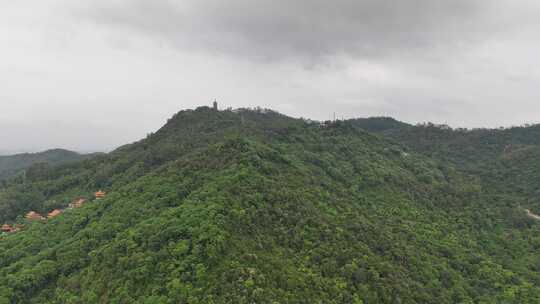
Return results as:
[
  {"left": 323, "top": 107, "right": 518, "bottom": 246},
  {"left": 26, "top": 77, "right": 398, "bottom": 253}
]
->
[{"left": 2, "top": 105, "right": 540, "bottom": 155}]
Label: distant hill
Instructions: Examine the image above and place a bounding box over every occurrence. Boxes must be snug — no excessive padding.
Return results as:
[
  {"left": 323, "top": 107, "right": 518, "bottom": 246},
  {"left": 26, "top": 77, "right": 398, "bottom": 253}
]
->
[
  {"left": 349, "top": 117, "right": 410, "bottom": 133},
  {"left": 1, "top": 108, "right": 540, "bottom": 303},
  {"left": 352, "top": 117, "right": 540, "bottom": 226},
  {"left": 0, "top": 149, "right": 100, "bottom": 182},
  {"left": 351, "top": 117, "right": 540, "bottom": 169}
]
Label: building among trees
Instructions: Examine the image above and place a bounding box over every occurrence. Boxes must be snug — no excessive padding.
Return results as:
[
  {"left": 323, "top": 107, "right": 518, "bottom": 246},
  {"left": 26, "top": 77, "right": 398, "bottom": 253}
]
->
[
  {"left": 25, "top": 211, "right": 45, "bottom": 221},
  {"left": 48, "top": 209, "right": 62, "bottom": 219},
  {"left": 69, "top": 198, "right": 86, "bottom": 209},
  {"left": 1, "top": 224, "right": 13, "bottom": 233},
  {"left": 95, "top": 191, "right": 106, "bottom": 199}
]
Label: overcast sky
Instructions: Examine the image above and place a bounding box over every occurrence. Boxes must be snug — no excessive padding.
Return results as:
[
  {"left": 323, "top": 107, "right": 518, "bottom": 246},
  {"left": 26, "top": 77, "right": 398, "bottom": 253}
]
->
[{"left": 2, "top": 0, "right": 540, "bottom": 153}]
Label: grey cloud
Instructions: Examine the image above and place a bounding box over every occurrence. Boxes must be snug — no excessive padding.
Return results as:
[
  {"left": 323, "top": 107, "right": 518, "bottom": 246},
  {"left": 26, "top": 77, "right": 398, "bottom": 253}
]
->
[{"left": 80, "top": 0, "right": 486, "bottom": 62}]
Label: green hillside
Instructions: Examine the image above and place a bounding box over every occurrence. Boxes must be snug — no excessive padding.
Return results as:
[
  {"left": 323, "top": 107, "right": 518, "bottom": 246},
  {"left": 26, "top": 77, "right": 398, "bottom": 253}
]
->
[
  {"left": 1, "top": 108, "right": 540, "bottom": 303},
  {"left": 0, "top": 149, "right": 98, "bottom": 183},
  {"left": 351, "top": 118, "right": 540, "bottom": 205},
  {"left": 351, "top": 118, "right": 540, "bottom": 171}
]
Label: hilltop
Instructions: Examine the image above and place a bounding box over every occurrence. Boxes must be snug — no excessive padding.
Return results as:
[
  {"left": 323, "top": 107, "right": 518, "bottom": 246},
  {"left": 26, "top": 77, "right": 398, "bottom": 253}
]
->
[{"left": 1, "top": 107, "right": 540, "bottom": 303}]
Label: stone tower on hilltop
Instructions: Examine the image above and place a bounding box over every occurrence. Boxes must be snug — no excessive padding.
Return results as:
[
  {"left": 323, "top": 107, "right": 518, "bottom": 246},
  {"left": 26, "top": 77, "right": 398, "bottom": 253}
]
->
[{"left": 213, "top": 100, "right": 218, "bottom": 111}]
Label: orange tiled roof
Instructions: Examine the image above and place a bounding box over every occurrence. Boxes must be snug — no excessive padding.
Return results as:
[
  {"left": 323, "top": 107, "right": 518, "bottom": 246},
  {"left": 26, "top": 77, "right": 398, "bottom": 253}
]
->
[
  {"left": 26, "top": 211, "right": 44, "bottom": 221},
  {"left": 69, "top": 198, "right": 86, "bottom": 208},
  {"left": 47, "top": 209, "right": 62, "bottom": 218},
  {"left": 1, "top": 224, "right": 12, "bottom": 232}
]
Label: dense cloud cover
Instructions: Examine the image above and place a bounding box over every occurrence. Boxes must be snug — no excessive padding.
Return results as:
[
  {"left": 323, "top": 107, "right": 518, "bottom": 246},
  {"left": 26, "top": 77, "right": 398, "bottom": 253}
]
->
[
  {"left": 84, "top": 0, "right": 483, "bottom": 59},
  {"left": 1, "top": 0, "right": 540, "bottom": 152}
]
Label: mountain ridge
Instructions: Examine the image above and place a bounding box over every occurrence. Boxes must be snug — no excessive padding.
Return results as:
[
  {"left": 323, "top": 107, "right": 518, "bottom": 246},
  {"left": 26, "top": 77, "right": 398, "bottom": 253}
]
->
[
  {"left": 0, "top": 149, "right": 102, "bottom": 183},
  {"left": 1, "top": 107, "right": 540, "bottom": 303}
]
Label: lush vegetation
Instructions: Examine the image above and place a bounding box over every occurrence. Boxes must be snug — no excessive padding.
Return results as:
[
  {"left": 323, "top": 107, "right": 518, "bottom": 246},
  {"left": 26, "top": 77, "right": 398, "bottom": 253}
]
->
[
  {"left": 352, "top": 117, "right": 540, "bottom": 209},
  {"left": 1, "top": 108, "right": 540, "bottom": 303},
  {"left": 0, "top": 149, "right": 98, "bottom": 182}
]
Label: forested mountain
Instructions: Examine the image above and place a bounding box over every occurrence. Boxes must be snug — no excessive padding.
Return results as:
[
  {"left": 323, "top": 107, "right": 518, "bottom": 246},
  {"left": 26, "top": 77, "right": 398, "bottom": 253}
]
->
[
  {"left": 352, "top": 117, "right": 540, "bottom": 208},
  {"left": 351, "top": 117, "right": 540, "bottom": 170},
  {"left": 0, "top": 149, "right": 98, "bottom": 183},
  {"left": 1, "top": 107, "right": 540, "bottom": 303}
]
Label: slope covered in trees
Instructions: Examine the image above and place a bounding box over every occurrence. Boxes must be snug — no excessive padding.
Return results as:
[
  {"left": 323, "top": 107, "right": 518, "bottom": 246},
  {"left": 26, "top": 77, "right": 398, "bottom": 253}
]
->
[
  {"left": 1, "top": 108, "right": 540, "bottom": 303},
  {"left": 351, "top": 118, "right": 540, "bottom": 171},
  {"left": 0, "top": 149, "right": 98, "bottom": 182},
  {"left": 351, "top": 118, "right": 540, "bottom": 210}
]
